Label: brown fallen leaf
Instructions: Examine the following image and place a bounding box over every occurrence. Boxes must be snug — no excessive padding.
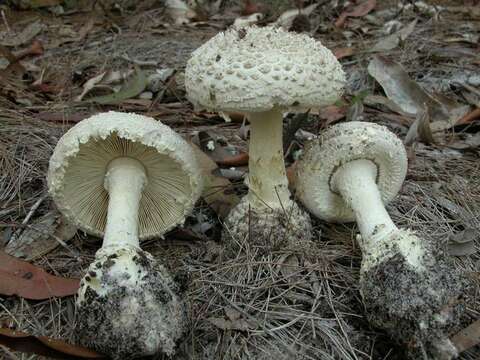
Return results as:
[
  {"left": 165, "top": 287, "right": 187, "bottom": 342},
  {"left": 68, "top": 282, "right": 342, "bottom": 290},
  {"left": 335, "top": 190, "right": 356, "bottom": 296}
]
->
[
  {"left": 286, "top": 162, "right": 297, "bottom": 191},
  {"left": 333, "top": 47, "right": 354, "bottom": 59},
  {"left": 242, "top": 0, "right": 262, "bottom": 15},
  {"left": 13, "top": 40, "right": 44, "bottom": 61},
  {"left": 456, "top": 107, "right": 480, "bottom": 125},
  {"left": 5, "top": 211, "right": 77, "bottom": 261},
  {"left": 311, "top": 105, "right": 347, "bottom": 125},
  {"left": 372, "top": 20, "right": 417, "bottom": 52},
  {"left": 368, "top": 55, "right": 469, "bottom": 131},
  {"left": 1, "top": 20, "right": 45, "bottom": 47},
  {"left": 404, "top": 105, "right": 436, "bottom": 146},
  {"left": 216, "top": 152, "right": 249, "bottom": 167},
  {"left": 194, "top": 130, "right": 247, "bottom": 167},
  {"left": 334, "top": 0, "right": 376, "bottom": 28},
  {"left": 451, "top": 319, "right": 480, "bottom": 354},
  {"left": 0, "top": 328, "right": 104, "bottom": 359},
  {"left": 190, "top": 143, "right": 240, "bottom": 218},
  {"left": 0, "top": 252, "right": 79, "bottom": 300}
]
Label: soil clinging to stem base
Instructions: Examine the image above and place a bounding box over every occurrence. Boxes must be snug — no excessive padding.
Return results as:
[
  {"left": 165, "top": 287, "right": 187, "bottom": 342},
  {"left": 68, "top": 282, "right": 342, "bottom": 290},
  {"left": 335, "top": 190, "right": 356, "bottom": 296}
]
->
[
  {"left": 361, "top": 233, "right": 467, "bottom": 359},
  {"left": 76, "top": 246, "right": 187, "bottom": 359}
]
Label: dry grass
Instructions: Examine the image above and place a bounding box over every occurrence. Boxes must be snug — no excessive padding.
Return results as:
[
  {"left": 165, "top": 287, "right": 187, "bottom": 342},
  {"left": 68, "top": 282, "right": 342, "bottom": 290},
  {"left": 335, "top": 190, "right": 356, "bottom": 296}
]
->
[{"left": 1, "top": 1, "right": 479, "bottom": 359}]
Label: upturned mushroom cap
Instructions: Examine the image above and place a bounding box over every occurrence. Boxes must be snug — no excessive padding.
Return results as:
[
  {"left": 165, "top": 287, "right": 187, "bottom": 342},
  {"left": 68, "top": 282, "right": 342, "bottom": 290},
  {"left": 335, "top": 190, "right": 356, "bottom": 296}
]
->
[
  {"left": 185, "top": 26, "right": 345, "bottom": 113},
  {"left": 47, "top": 111, "right": 202, "bottom": 239},
  {"left": 295, "top": 122, "right": 408, "bottom": 222}
]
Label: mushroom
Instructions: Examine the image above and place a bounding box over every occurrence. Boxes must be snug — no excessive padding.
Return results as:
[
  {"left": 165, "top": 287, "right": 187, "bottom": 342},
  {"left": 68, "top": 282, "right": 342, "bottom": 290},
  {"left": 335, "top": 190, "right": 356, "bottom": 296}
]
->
[
  {"left": 47, "top": 111, "right": 203, "bottom": 359},
  {"left": 185, "top": 26, "right": 345, "bottom": 251},
  {"left": 295, "top": 121, "right": 465, "bottom": 358}
]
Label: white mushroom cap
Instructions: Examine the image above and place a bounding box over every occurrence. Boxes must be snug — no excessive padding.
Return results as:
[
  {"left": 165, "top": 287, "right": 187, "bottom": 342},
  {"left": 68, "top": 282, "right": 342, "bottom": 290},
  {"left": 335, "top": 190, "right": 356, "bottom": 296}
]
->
[
  {"left": 295, "top": 122, "right": 407, "bottom": 222},
  {"left": 47, "top": 111, "right": 203, "bottom": 239},
  {"left": 185, "top": 26, "right": 345, "bottom": 113}
]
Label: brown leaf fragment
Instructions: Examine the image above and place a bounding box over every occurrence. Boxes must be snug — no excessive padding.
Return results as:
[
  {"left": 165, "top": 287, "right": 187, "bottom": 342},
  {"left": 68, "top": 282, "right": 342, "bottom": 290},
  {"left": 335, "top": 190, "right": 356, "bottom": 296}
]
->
[
  {"left": 334, "top": 0, "right": 376, "bottom": 28},
  {"left": 0, "top": 251, "right": 79, "bottom": 300},
  {"left": 1, "top": 20, "right": 45, "bottom": 47},
  {"left": 194, "top": 130, "right": 247, "bottom": 167},
  {"left": 0, "top": 328, "right": 104, "bottom": 359},
  {"left": 190, "top": 143, "right": 240, "bottom": 218},
  {"left": 404, "top": 105, "right": 435, "bottom": 146},
  {"left": 333, "top": 47, "right": 354, "bottom": 59},
  {"left": 451, "top": 319, "right": 480, "bottom": 354},
  {"left": 215, "top": 152, "right": 249, "bottom": 167},
  {"left": 5, "top": 212, "right": 77, "bottom": 261},
  {"left": 311, "top": 105, "right": 347, "bottom": 125},
  {"left": 456, "top": 107, "right": 480, "bottom": 125},
  {"left": 368, "top": 55, "right": 446, "bottom": 119},
  {"left": 372, "top": 20, "right": 417, "bottom": 52}
]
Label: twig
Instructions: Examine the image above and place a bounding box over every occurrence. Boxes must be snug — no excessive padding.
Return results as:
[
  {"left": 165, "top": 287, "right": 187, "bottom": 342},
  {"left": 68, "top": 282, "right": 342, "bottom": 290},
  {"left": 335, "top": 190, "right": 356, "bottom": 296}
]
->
[{"left": 0, "top": 10, "right": 10, "bottom": 33}]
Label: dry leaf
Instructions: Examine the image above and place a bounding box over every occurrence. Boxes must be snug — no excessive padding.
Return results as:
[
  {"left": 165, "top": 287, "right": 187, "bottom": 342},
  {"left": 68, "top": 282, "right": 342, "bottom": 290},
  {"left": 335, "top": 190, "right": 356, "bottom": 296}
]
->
[
  {"left": 368, "top": 55, "right": 444, "bottom": 117},
  {"left": 76, "top": 69, "right": 136, "bottom": 102},
  {"left": 311, "top": 105, "right": 347, "bottom": 124},
  {"left": 451, "top": 319, "right": 480, "bottom": 354},
  {"left": 457, "top": 107, "right": 480, "bottom": 125},
  {"left": 87, "top": 67, "right": 147, "bottom": 105},
  {"left": 372, "top": 19, "right": 417, "bottom": 52},
  {"left": 404, "top": 105, "right": 435, "bottom": 146},
  {"left": 215, "top": 152, "right": 249, "bottom": 167},
  {"left": 334, "top": 0, "right": 376, "bottom": 28},
  {"left": 0, "top": 328, "right": 104, "bottom": 359},
  {"left": 194, "top": 131, "right": 247, "bottom": 167},
  {"left": 190, "top": 143, "right": 240, "bottom": 218},
  {"left": 274, "top": 3, "right": 318, "bottom": 30},
  {"left": 333, "top": 47, "right": 355, "bottom": 59},
  {"left": 368, "top": 55, "right": 469, "bottom": 130},
  {"left": 5, "top": 212, "right": 77, "bottom": 261},
  {"left": 0, "top": 252, "right": 79, "bottom": 300},
  {"left": 1, "top": 20, "right": 45, "bottom": 47}
]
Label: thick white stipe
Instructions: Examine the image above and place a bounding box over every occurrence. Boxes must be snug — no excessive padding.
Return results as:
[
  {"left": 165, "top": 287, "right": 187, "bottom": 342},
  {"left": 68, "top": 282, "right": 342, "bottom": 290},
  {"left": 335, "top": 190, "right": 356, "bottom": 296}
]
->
[
  {"left": 332, "top": 159, "right": 424, "bottom": 270},
  {"left": 102, "top": 157, "right": 147, "bottom": 249}
]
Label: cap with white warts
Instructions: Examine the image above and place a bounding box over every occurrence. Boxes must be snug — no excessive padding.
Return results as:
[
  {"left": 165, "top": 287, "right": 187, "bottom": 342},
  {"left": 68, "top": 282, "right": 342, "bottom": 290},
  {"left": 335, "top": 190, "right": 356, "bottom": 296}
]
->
[
  {"left": 295, "top": 122, "right": 408, "bottom": 222},
  {"left": 185, "top": 26, "right": 345, "bottom": 113},
  {"left": 47, "top": 111, "right": 202, "bottom": 239}
]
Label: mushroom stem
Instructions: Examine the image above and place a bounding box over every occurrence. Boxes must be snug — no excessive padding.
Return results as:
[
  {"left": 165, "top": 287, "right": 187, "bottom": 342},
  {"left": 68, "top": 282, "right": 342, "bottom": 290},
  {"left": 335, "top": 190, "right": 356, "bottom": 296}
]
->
[
  {"left": 102, "top": 157, "right": 147, "bottom": 249},
  {"left": 247, "top": 109, "right": 291, "bottom": 209},
  {"left": 332, "top": 159, "right": 397, "bottom": 246}
]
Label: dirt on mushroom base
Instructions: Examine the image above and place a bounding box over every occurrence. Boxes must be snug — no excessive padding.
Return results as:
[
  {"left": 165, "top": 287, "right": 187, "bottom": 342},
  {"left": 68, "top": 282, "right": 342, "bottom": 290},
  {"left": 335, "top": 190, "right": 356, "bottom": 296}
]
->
[
  {"left": 76, "top": 246, "right": 186, "bottom": 359},
  {"left": 222, "top": 198, "right": 313, "bottom": 257},
  {"left": 361, "top": 235, "right": 467, "bottom": 359}
]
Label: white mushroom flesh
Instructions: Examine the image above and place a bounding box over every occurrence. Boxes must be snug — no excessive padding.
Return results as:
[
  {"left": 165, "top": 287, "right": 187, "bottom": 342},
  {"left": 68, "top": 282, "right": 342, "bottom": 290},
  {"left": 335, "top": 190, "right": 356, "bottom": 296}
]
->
[
  {"left": 247, "top": 109, "right": 290, "bottom": 209},
  {"left": 102, "top": 157, "right": 147, "bottom": 249},
  {"left": 332, "top": 159, "right": 425, "bottom": 271}
]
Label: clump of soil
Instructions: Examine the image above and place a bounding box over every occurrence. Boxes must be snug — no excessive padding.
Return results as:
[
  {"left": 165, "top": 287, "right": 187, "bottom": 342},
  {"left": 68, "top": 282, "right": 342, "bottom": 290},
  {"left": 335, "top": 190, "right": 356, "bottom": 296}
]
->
[
  {"left": 361, "top": 236, "right": 467, "bottom": 359},
  {"left": 222, "top": 197, "right": 313, "bottom": 256},
  {"left": 76, "top": 246, "right": 186, "bottom": 359}
]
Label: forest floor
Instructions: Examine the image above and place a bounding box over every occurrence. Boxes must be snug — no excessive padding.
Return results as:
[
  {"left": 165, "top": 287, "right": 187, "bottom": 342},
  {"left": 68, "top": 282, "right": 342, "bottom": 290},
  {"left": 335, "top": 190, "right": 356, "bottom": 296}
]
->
[{"left": 0, "top": 0, "right": 479, "bottom": 359}]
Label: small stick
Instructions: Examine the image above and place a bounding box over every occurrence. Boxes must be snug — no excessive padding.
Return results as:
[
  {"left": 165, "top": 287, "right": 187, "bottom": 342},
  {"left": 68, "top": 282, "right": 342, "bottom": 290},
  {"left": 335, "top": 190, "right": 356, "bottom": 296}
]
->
[
  {"left": 21, "top": 194, "right": 47, "bottom": 226},
  {"left": 1, "top": 10, "right": 11, "bottom": 33}
]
